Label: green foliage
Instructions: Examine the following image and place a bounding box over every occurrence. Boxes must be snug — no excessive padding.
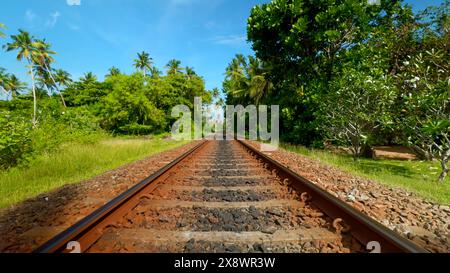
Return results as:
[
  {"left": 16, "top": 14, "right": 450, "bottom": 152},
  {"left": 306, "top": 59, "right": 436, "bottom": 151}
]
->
[
  {"left": 0, "top": 110, "right": 32, "bottom": 169},
  {"left": 133, "top": 51, "right": 153, "bottom": 76},
  {"left": 64, "top": 77, "right": 111, "bottom": 106},
  {"left": 224, "top": 55, "right": 273, "bottom": 106},
  {"left": 319, "top": 67, "right": 395, "bottom": 158},
  {"left": 243, "top": 0, "right": 409, "bottom": 146},
  {"left": 224, "top": 0, "right": 448, "bottom": 181},
  {"left": 99, "top": 74, "right": 166, "bottom": 134},
  {"left": 0, "top": 23, "right": 6, "bottom": 38}
]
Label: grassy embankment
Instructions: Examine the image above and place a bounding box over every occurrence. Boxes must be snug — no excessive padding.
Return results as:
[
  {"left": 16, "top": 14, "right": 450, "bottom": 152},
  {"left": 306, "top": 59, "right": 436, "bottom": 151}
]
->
[
  {"left": 0, "top": 136, "right": 189, "bottom": 208},
  {"left": 282, "top": 144, "right": 450, "bottom": 205}
]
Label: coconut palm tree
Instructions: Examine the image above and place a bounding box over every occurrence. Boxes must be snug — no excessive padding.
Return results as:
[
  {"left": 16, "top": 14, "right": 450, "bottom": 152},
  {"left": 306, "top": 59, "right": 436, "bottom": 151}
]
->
[
  {"left": 225, "top": 55, "right": 272, "bottom": 105},
  {"left": 133, "top": 51, "right": 153, "bottom": 76},
  {"left": 80, "top": 72, "right": 97, "bottom": 84},
  {"left": 35, "top": 67, "right": 55, "bottom": 93},
  {"left": 4, "top": 30, "right": 40, "bottom": 127},
  {"left": 246, "top": 56, "right": 272, "bottom": 105},
  {"left": 165, "top": 59, "right": 184, "bottom": 75},
  {"left": 185, "top": 66, "right": 196, "bottom": 79},
  {"left": 0, "top": 23, "right": 6, "bottom": 38},
  {"left": 54, "top": 69, "right": 72, "bottom": 88},
  {"left": 0, "top": 68, "right": 9, "bottom": 95},
  {"left": 149, "top": 67, "right": 162, "bottom": 79},
  {"left": 33, "top": 39, "right": 67, "bottom": 107},
  {"left": 106, "top": 67, "right": 121, "bottom": 78},
  {"left": 4, "top": 74, "right": 27, "bottom": 99}
]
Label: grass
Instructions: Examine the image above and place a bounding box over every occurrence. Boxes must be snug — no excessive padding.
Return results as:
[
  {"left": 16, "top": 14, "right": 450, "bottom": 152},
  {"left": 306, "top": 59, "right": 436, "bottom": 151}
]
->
[
  {"left": 281, "top": 143, "right": 450, "bottom": 205},
  {"left": 0, "top": 137, "right": 189, "bottom": 209}
]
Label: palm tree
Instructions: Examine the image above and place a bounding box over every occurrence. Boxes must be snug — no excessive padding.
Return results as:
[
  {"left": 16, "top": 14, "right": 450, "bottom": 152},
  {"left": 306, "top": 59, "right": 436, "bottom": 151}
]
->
[
  {"left": 106, "top": 67, "right": 121, "bottom": 77},
  {"left": 0, "top": 23, "right": 6, "bottom": 38},
  {"left": 35, "top": 68, "right": 55, "bottom": 92},
  {"left": 149, "top": 67, "right": 162, "bottom": 79},
  {"left": 4, "top": 30, "right": 40, "bottom": 127},
  {"left": 0, "top": 68, "right": 9, "bottom": 96},
  {"left": 54, "top": 69, "right": 72, "bottom": 88},
  {"left": 133, "top": 51, "right": 153, "bottom": 76},
  {"left": 33, "top": 39, "right": 67, "bottom": 107},
  {"left": 185, "top": 66, "right": 196, "bottom": 79},
  {"left": 246, "top": 56, "right": 273, "bottom": 105},
  {"left": 80, "top": 72, "right": 97, "bottom": 84},
  {"left": 4, "top": 74, "right": 27, "bottom": 99},
  {"left": 225, "top": 55, "right": 272, "bottom": 105},
  {"left": 165, "top": 59, "right": 184, "bottom": 75},
  {"left": 212, "top": 87, "right": 220, "bottom": 99}
]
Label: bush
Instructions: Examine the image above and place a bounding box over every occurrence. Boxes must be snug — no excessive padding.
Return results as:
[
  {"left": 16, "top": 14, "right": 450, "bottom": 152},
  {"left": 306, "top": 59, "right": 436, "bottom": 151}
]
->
[
  {"left": 99, "top": 74, "right": 166, "bottom": 134},
  {"left": 0, "top": 110, "right": 33, "bottom": 169}
]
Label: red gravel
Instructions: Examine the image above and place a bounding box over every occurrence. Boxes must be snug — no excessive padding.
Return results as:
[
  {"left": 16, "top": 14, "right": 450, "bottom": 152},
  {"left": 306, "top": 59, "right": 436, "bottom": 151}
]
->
[
  {"left": 0, "top": 141, "right": 200, "bottom": 253},
  {"left": 245, "top": 141, "right": 450, "bottom": 253}
]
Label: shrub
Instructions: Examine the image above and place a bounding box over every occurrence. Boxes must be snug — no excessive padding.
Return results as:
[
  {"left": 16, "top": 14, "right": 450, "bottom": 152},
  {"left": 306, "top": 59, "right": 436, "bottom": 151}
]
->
[{"left": 0, "top": 110, "right": 33, "bottom": 169}]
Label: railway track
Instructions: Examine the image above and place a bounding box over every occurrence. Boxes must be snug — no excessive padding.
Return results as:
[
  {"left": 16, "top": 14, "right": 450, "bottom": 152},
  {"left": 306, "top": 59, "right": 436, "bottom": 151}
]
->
[{"left": 34, "top": 140, "right": 427, "bottom": 253}]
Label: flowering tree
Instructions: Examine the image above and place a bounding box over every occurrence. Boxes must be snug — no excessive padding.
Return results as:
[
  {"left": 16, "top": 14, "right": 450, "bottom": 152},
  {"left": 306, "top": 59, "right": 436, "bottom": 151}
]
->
[{"left": 397, "top": 50, "right": 449, "bottom": 182}]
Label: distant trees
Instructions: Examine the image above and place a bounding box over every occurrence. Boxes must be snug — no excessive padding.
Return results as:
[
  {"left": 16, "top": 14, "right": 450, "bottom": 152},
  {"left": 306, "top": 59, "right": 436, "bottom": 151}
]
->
[
  {"left": 166, "top": 59, "right": 183, "bottom": 75},
  {"left": 106, "top": 67, "right": 121, "bottom": 78},
  {"left": 0, "top": 27, "right": 215, "bottom": 170},
  {"left": 100, "top": 74, "right": 165, "bottom": 134},
  {"left": 3, "top": 75, "right": 27, "bottom": 99},
  {"left": 0, "top": 68, "right": 27, "bottom": 99},
  {"left": 133, "top": 51, "right": 153, "bottom": 76},
  {"left": 80, "top": 72, "right": 97, "bottom": 84},
  {"left": 149, "top": 67, "right": 162, "bottom": 79},
  {"left": 4, "top": 30, "right": 39, "bottom": 127},
  {"left": 54, "top": 69, "right": 72, "bottom": 90}
]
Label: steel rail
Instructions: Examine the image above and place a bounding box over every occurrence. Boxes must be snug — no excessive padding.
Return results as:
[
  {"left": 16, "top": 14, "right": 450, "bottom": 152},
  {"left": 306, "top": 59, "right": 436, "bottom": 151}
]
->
[
  {"left": 33, "top": 140, "right": 208, "bottom": 253},
  {"left": 237, "top": 140, "right": 428, "bottom": 253}
]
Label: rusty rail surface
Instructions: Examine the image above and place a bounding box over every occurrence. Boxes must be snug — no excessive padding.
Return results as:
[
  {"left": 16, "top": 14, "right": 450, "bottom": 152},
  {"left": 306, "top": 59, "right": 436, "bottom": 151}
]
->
[
  {"left": 237, "top": 140, "right": 427, "bottom": 253},
  {"left": 34, "top": 140, "right": 427, "bottom": 253}
]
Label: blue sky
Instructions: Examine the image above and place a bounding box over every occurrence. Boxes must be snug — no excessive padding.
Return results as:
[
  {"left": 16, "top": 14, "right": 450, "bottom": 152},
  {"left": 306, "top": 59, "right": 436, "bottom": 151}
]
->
[{"left": 0, "top": 0, "right": 443, "bottom": 95}]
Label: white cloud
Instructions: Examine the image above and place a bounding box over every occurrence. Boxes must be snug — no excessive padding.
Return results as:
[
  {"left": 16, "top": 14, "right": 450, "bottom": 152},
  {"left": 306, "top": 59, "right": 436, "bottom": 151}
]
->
[
  {"left": 67, "top": 0, "right": 81, "bottom": 6},
  {"left": 25, "top": 10, "right": 36, "bottom": 22},
  {"left": 68, "top": 23, "right": 80, "bottom": 31},
  {"left": 46, "top": 11, "right": 61, "bottom": 27},
  {"left": 211, "top": 35, "right": 246, "bottom": 46}
]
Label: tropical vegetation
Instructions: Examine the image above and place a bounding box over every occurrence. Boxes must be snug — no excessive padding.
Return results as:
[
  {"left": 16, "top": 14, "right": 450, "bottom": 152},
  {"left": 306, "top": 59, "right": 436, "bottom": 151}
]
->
[{"left": 223, "top": 0, "right": 449, "bottom": 182}]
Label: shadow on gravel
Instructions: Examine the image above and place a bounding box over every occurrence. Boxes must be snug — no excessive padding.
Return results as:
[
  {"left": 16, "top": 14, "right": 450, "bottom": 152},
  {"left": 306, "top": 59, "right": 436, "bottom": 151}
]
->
[{"left": 0, "top": 181, "right": 102, "bottom": 253}]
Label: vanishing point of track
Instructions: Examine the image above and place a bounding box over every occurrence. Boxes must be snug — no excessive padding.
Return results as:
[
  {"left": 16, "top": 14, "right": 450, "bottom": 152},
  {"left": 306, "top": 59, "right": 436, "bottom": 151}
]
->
[{"left": 34, "top": 140, "right": 427, "bottom": 253}]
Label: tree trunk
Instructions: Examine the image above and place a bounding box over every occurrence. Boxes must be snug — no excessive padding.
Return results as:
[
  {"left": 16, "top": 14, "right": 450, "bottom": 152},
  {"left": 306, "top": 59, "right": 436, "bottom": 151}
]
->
[
  {"left": 411, "top": 145, "right": 432, "bottom": 161},
  {"left": 28, "top": 59, "right": 37, "bottom": 128},
  {"left": 44, "top": 63, "right": 67, "bottom": 108},
  {"left": 439, "top": 169, "right": 449, "bottom": 182},
  {"left": 361, "top": 143, "right": 375, "bottom": 159},
  {"left": 439, "top": 148, "right": 450, "bottom": 183}
]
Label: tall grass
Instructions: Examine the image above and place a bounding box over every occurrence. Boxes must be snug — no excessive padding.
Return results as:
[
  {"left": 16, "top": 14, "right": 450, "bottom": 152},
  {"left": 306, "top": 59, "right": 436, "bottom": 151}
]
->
[
  {"left": 0, "top": 137, "right": 188, "bottom": 208},
  {"left": 281, "top": 144, "right": 450, "bottom": 205}
]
